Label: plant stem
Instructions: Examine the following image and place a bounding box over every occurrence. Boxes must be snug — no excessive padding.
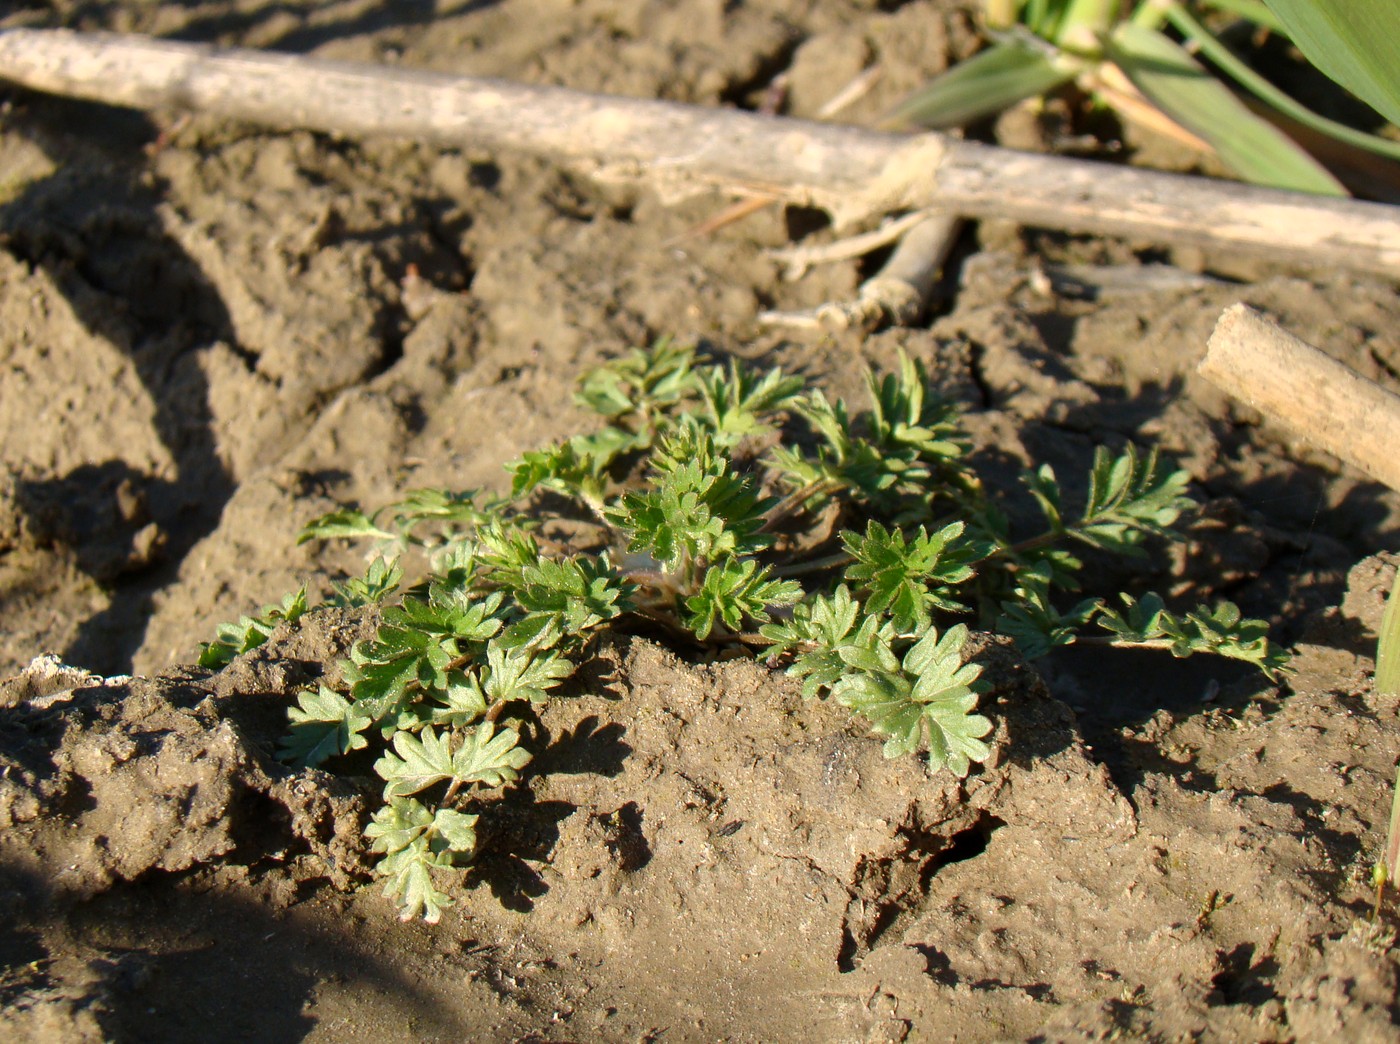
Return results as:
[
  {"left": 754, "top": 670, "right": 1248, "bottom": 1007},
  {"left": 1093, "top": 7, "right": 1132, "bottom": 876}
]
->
[
  {"left": 772, "top": 550, "right": 853, "bottom": 578},
  {"left": 1073, "top": 635, "right": 1178, "bottom": 649},
  {"left": 1386, "top": 762, "right": 1400, "bottom": 891},
  {"left": 761, "top": 479, "right": 842, "bottom": 532},
  {"left": 1375, "top": 565, "right": 1400, "bottom": 695},
  {"left": 984, "top": 0, "right": 1018, "bottom": 30},
  {"left": 989, "top": 529, "right": 1063, "bottom": 560},
  {"left": 1059, "top": 0, "right": 1121, "bottom": 52},
  {"left": 1193, "top": 0, "right": 1286, "bottom": 34}
]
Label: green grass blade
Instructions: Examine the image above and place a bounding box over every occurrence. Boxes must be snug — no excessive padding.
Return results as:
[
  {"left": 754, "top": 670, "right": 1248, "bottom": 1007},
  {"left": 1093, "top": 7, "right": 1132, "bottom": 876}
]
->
[
  {"left": 1135, "top": 0, "right": 1285, "bottom": 34},
  {"left": 884, "top": 40, "right": 1078, "bottom": 130},
  {"left": 1263, "top": 0, "right": 1400, "bottom": 127},
  {"left": 1106, "top": 23, "right": 1346, "bottom": 195},
  {"left": 1386, "top": 764, "right": 1400, "bottom": 885},
  {"left": 1165, "top": 4, "right": 1400, "bottom": 163},
  {"left": 1375, "top": 568, "right": 1400, "bottom": 695}
]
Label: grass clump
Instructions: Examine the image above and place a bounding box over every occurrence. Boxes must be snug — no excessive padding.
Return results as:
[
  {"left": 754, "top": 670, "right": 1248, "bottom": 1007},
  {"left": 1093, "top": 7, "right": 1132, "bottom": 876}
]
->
[{"left": 208, "top": 340, "right": 1286, "bottom": 921}]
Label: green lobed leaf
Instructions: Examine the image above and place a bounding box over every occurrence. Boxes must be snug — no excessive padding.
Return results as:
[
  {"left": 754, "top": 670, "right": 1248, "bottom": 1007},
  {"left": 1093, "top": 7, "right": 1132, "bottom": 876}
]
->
[
  {"left": 830, "top": 622, "right": 992, "bottom": 777},
  {"left": 683, "top": 558, "right": 802, "bottom": 640},
  {"left": 903, "top": 624, "right": 993, "bottom": 777},
  {"left": 842, "top": 520, "right": 987, "bottom": 631},
  {"left": 429, "top": 670, "right": 489, "bottom": 727},
  {"left": 764, "top": 586, "right": 900, "bottom": 699},
  {"left": 1076, "top": 443, "right": 1193, "bottom": 555},
  {"left": 279, "top": 684, "right": 372, "bottom": 768},
  {"left": 197, "top": 587, "right": 309, "bottom": 669},
  {"left": 611, "top": 423, "right": 775, "bottom": 571},
  {"left": 297, "top": 508, "right": 394, "bottom": 545},
  {"left": 451, "top": 721, "right": 534, "bottom": 787},
  {"left": 775, "top": 390, "right": 929, "bottom": 515},
  {"left": 431, "top": 807, "right": 481, "bottom": 856},
  {"left": 865, "top": 351, "right": 968, "bottom": 467},
  {"left": 575, "top": 337, "right": 699, "bottom": 422},
  {"left": 996, "top": 562, "right": 1102, "bottom": 659},
  {"left": 482, "top": 643, "right": 575, "bottom": 705},
  {"left": 1096, "top": 593, "right": 1289, "bottom": 679},
  {"left": 500, "top": 552, "right": 635, "bottom": 651},
  {"left": 366, "top": 798, "right": 479, "bottom": 923},
  {"left": 375, "top": 725, "right": 460, "bottom": 799},
  {"left": 696, "top": 360, "right": 805, "bottom": 443},
  {"left": 327, "top": 556, "right": 403, "bottom": 609},
  {"left": 1023, "top": 464, "right": 1065, "bottom": 535},
  {"left": 507, "top": 432, "right": 625, "bottom": 505},
  {"left": 365, "top": 794, "right": 435, "bottom": 856}
]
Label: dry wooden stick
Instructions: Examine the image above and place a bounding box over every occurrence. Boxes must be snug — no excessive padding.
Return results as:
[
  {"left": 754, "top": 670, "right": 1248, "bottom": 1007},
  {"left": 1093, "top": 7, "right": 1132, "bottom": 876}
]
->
[
  {"left": 1200, "top": 304, "right": 1400, "bottom": 493},
  {"left": 761, "top": 212, "right": 962, "bottom": 331},
  {"left": 4, "top": 29, "right": 1400, "bottom": 274},
  {"left": 768, "top": 210, "right": 934, "bottom": 280}
]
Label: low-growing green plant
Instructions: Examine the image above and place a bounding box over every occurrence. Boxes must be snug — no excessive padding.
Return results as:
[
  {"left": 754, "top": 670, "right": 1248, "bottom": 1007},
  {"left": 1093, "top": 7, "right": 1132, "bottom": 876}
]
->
[
  {"left": 208, "top": 341, "right": 1286, "bottom": 921},
  {"left": 887, "top": 1, "right": 1400, "bottom": 196},
  {"left": 198, "top": 588, "right": 310, "bottom": 669}
]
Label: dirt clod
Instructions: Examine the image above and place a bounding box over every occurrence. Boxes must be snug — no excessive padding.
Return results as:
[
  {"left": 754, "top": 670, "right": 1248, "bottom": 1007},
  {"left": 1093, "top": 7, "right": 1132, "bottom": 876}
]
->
[{"left": 3, "top": 1, "right": 1400, "bottom": 1039}]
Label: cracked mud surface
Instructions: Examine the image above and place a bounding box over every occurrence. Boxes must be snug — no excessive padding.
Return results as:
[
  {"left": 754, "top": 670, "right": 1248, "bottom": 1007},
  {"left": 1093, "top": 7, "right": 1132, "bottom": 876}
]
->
[{"left": 3, "top": 1, "right": 1400, "bottom": 1040}]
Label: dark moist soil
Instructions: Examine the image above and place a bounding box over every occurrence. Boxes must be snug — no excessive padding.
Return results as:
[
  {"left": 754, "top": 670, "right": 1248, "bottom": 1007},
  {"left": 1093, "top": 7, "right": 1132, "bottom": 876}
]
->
[{"left": 3, "top": 1, "right": 1400, "bottom": 1041}]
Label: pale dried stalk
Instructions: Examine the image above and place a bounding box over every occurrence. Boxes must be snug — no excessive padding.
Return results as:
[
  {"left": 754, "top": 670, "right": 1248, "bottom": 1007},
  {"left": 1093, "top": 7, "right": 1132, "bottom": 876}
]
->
[
  {"left": 760, "top": 213, "right": 962, "bottom": 331},
  {"left": 1200, "top": 304, "right": 1400, "bottom": 493},
  {"left": 768, "top": 210, "right": 934, "bottom": 281},
  {"left": 4, "top": 29, "right": 1400, "bottom": 274}
]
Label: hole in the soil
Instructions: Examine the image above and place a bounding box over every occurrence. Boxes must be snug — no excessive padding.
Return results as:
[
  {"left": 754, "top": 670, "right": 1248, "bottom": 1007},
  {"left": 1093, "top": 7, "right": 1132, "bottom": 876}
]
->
[
  {"left": 0, "top": 927, "right": 49, "bottom": 1005},
  {"left": 974, "top": 978, "right": 1054, "bottom": 1001},
  {"left": 469, "top": 162, "right": 501, "bottom": 191},
  {"left": 838, "top": 814, "right": 1005, "bottom": 972},
  {"left": 392, "top": 392, "right": 429, "bottom": 436},
  {"left": 919, "top": 814, "right": 1003, "bottom": 886},
  {"left": 228, "top": 788, "right": 300, "bottom": 867},
  {"left": 836, "top": 925, "right": 858, "bottom": 974},
  {"left": 857, "top": 242, "right": 895, "bottom": 281},
  {"left": 57, "top": 773, "right": 98, "bottom": 818},
  {"left": 910, "top": 945, "right": 1054, "bottom": 999},
  {"left": 291, "top": 468, "right": 353, "bottom": 498},
  {"left": 783, "top": 205, "right": 830, "bottom": 242},
  {"left": 718, "top": 33, "right": 805, "bottom": 110}
]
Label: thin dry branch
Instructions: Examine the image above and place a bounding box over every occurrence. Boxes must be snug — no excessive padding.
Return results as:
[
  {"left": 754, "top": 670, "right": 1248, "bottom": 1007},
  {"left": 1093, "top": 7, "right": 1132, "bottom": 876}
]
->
[
  {"left": 768, "top": 210, "right": 934, "bottom": 281},
  {"left": 1200, "top": 304, "right": 1400, "bottom": 493},
  {"left": 3, "top": 29, "right": 1400, "bottom": 275},
  {"left": 761, "top": 213, "right": 962, "bottom": 331}
]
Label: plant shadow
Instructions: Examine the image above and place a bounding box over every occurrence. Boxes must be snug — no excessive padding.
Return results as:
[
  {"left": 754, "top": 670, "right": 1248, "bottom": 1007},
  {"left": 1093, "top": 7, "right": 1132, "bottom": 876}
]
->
[
  {"left": 0, "top": 860, "right": 468, "bottom": 1042},
  {"left": 0, "top": 97, "right": 239, "bottom": 674}
]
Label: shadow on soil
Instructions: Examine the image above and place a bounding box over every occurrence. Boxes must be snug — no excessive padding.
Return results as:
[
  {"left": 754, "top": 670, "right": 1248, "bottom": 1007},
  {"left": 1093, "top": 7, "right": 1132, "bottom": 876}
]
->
[
  {"left": 155, "top": 0, "right": 501, "bottom": 53},
  {"left": 0, "top": 862, "right": 462, "bottom": 1043},
  {"left": 0, "top": 97, "right": 237, "bottom": 674}
]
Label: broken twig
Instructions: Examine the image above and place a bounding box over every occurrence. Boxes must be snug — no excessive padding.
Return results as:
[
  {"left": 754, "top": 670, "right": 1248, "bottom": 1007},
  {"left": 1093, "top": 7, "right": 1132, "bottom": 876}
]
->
[
  {"left": 768, "top": 210, "right": 935, "bottom": 281},
  {"left": 760, "top": 213, "right": 962, "bottom": 331},
  {"left": 1200, "top": 304, "right": 1400, "bottom": 494},
  {"left": 3, "top": 29, "right": 1400, "bottom": 273}
]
